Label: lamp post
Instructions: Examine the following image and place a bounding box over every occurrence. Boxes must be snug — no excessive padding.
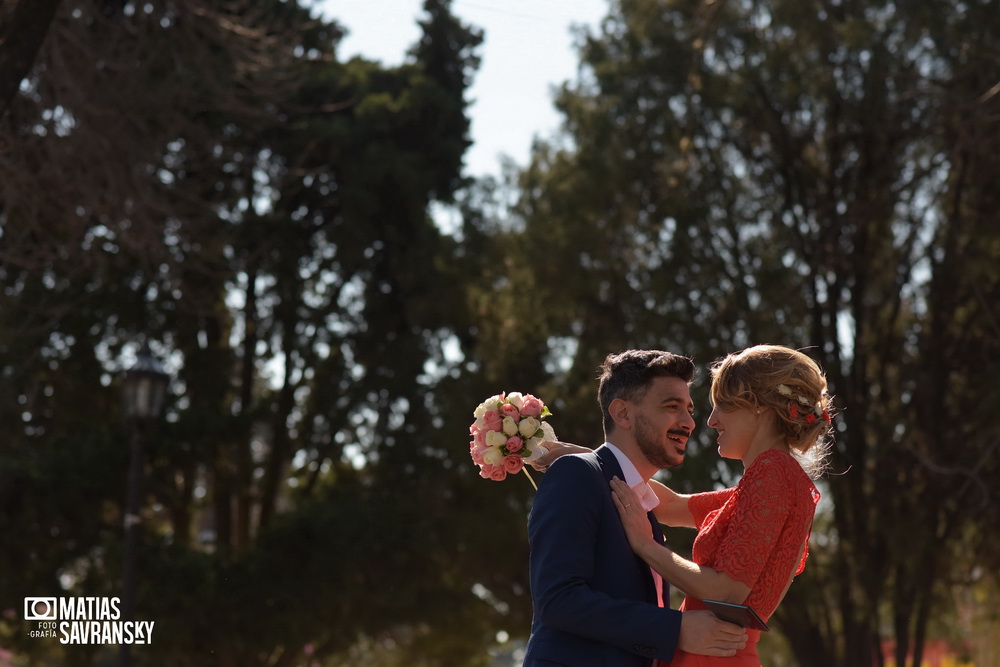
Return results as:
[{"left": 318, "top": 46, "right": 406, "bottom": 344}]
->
[{"left": 120, "top": 342, "right": 168, "bottom": 667}]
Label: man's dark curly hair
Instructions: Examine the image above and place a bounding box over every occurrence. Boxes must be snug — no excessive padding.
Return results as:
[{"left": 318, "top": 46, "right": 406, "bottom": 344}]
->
[{"left": 597, "top": 349, "right": 695, "bottom": 434}]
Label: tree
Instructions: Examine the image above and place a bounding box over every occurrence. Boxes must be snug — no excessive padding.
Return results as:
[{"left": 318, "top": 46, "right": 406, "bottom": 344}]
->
[
  {"left": 480, "top": 0, "right": 1000, "bottom": 664},
  {"left": 0, "top": 0, "right": 63, "bottom": 114},
  {"left": 0, "top": 0, "right": 501, "bottom": 664}
]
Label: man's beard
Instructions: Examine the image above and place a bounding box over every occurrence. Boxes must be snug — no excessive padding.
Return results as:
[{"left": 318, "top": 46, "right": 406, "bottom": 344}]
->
[{"left": 635, "top": 412, "right": 684, "bottom": 469}]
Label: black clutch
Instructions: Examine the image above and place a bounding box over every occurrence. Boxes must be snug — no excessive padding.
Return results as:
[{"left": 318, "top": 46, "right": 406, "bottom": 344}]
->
[{"left": 701, "top": 600, "right": 770, "bottom": 631}]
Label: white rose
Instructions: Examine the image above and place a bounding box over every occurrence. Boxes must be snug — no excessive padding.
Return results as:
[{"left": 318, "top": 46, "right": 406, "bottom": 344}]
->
[
  {"left": 480, "top": 394, "right": 504, "bottom": 416},
  {"left": 475, "top": 395, "right": 504, "bottom": 423},
  {"left": 485, "top": 430, "right": 509, "bottom": 449},
  {"left": 507, "top": 392, "right": 524, "bottom": 409},
  {"left": 483, "top": 447, "right": 504, "bottom": 466},
  {"left": 518, "top": 417, "right": 541, "bottom": 438},
  {"left": 502, "top": 416, "right": 519, "bottom": 436}
]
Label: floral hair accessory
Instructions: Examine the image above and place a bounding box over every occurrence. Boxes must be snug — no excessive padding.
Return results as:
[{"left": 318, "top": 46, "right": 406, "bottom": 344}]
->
[
  {"left": 469, "top": 392, "right": 556, "bottom": 490},
  {"left": 777, "top": 385, "right": 831, "bottom": 424}
]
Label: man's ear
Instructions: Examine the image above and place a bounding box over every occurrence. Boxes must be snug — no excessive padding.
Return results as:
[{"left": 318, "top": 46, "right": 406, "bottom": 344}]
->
[{"left": 608, "top": 397, "right": 631, "bottom": 431}]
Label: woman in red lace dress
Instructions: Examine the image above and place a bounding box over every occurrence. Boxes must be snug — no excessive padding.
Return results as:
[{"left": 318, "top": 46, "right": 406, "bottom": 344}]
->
[{"left": 610, "top": 344, "right": 833, "bottom": 666}]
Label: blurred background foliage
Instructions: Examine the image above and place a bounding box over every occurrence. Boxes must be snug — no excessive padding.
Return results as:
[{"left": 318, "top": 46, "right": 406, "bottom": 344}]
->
[{"left": 1, "top": 0, "right": 998, "bottom": 665}]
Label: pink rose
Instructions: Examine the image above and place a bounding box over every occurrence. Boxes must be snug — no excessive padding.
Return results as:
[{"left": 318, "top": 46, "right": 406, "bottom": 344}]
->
[
  {"left": 470, "top": 442, "right": 488, "bottom": 465},
  {"left": 520, "top": 395, "right": 544, "bottom": 418},
  {"left": 505, "top": 435, "right": 524, "bottom": 452},
  {"left": 482, "top": 410, "right": 503, "bottom": 432},
  {"left": 500, "top": 403, "right": 521, "bottom": 421},
  {"left": 470, "top": 423, "right": 486, "bottom": 446},
  {"left": 480, "top": 464, "right": 506, "bottom": 481},
  {"left": 503, "top": 455, "right": 524, "bottom": 475}
]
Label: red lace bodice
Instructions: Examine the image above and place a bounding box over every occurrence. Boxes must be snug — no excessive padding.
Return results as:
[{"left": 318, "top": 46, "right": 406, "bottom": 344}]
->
[{"left": 687, "top": 448, "right": 820, "bottom": 621}]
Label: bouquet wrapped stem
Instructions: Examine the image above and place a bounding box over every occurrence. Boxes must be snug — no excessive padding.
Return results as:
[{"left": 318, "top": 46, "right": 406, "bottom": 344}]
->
[{"left": 522, "top": 466, "right": 538, "bottom": 490}]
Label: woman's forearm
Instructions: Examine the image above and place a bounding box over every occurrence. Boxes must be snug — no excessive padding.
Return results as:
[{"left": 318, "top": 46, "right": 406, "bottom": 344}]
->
[
  {"left": 649, "top": 479, "right": 695, "bottom": 527},
  {"left": 610, "top": 477, "right": 750, "bottom": 605},
  {"left": 635, "top": 541, "right": 750, "bottom": 604}
]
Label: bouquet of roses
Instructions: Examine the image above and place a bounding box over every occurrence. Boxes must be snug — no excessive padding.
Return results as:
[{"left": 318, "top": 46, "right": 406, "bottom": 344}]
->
[{"left": 469, "top": 392, "right": 556, "bottom": 489}]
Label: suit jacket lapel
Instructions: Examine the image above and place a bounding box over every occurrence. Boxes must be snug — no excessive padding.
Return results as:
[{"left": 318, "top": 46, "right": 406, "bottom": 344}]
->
[
  {"left": 595, "top": 445, "right": 667, "bottom": 606},
  {"left": 648, "top": 513, "right": 665, "bottom": 545}
]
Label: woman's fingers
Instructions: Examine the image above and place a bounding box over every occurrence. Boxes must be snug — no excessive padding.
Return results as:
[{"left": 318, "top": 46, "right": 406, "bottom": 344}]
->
[{"left": 610, "top": 477, "right": 641, "bottom": 513}]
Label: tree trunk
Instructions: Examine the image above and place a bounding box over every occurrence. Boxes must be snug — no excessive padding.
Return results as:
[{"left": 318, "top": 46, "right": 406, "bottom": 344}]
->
[{"left": 0, "top": 0, "right": 63, "bottom": 114}]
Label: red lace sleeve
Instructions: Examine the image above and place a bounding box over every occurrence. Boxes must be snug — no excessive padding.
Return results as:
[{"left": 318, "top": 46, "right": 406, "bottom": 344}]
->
[
  {"left": 710, "top": 457, "right": 795, "bottom": 589},
  {"left": 688, "top": 488, "right": 736, "bottom": 529}
]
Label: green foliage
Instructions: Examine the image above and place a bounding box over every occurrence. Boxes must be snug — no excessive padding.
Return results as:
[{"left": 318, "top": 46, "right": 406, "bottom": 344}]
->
[
  {"left": 0, "top": 0, "right": 503, "bottom": 664},
  {"left": 488, "top": 0, "right": 1000, "bottom": 664}
]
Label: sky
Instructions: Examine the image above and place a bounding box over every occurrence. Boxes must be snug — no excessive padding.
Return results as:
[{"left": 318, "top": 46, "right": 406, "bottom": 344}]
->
[{"left": 317, "top": 0, "right": 609, "bottom": 179}]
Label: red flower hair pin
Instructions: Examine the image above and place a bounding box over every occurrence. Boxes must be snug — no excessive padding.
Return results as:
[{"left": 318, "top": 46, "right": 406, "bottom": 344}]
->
[{"left": 778, "top": 384, "right": 830, "bottom": 424}]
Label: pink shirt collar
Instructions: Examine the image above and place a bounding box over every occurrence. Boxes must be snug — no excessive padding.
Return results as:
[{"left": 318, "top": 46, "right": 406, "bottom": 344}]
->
[{"left": 605, "top": 442, "right": 661, "bottom": 512}]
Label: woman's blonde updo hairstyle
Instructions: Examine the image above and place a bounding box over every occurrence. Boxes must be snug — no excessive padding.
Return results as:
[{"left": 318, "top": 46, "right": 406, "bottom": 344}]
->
[{"left": 710, "top": 345, "right": 834, "bottom": 477}]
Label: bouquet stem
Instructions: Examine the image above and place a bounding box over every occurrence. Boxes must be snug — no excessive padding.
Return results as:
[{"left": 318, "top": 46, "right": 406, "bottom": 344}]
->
[{"left": 522, "top": 467, "right": 538, "bottom": 490}]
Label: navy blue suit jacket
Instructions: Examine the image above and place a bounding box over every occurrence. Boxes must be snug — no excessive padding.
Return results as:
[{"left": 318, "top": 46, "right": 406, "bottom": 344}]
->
[{"left": 523, "top": 445, "right": 681, "bottom": 666}]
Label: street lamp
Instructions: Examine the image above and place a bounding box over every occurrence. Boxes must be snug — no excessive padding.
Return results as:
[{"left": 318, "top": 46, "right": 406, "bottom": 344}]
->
[
  {"left": 119, "top": 342, "right": 169, "bottom": 667},
  {"left": 122, "top": 343, "right": 169, "bottom": 421}
]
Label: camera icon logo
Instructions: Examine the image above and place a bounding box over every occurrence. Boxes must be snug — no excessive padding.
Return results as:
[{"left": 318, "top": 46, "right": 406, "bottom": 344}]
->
[{"left": 24, "top": 597, "right": 58, "bottom": 621}]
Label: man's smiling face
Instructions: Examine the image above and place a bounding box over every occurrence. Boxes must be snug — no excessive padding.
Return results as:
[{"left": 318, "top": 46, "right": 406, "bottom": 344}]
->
[{"left": 630, "top": 375, "right": 695, "bottom": 470}]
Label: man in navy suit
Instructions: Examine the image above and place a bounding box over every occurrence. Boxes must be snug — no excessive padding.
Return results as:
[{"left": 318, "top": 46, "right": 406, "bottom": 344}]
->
[{"left": 523, "top": 350, "right": 747, "bottom": 665}]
